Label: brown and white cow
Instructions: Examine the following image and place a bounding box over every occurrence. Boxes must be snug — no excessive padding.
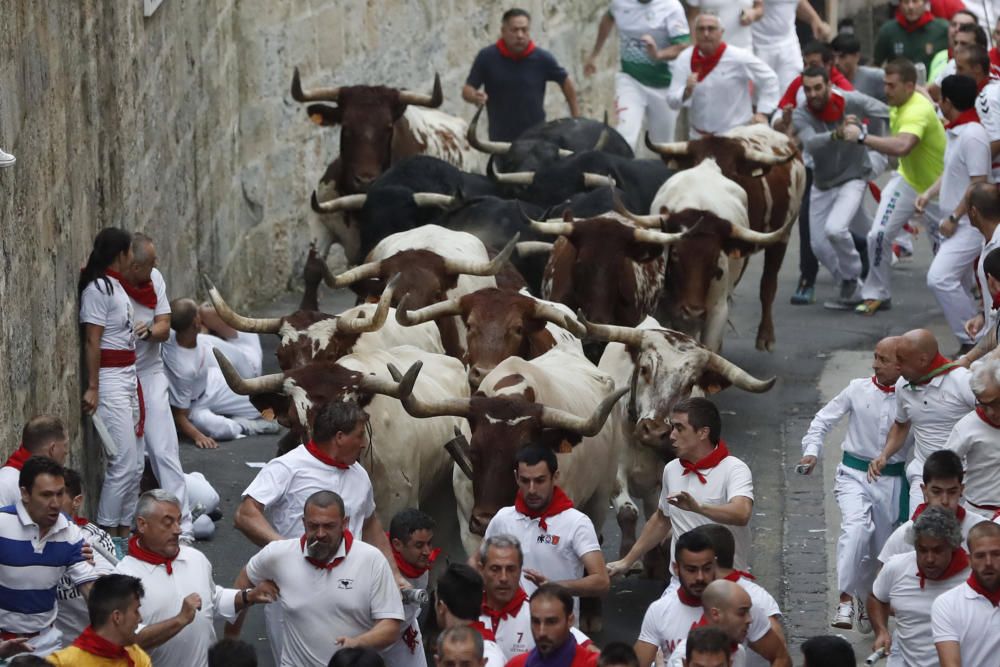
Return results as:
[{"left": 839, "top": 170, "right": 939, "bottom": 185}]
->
[
  {"left": 213, "top": 345, "right": 470, "bottom": 524},
  {"left": 644, "top": 124, "right": 807, "bottom": 351},
  {"left": 394, "top": 287, "right": 585, "bottom": 388}
]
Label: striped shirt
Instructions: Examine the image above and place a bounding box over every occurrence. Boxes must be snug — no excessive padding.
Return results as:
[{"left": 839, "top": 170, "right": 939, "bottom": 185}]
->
[{"left": 0, "top": 503, "right": 97, "bottom": 634}]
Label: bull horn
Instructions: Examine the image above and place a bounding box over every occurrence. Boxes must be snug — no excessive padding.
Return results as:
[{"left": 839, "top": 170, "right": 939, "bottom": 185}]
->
[
  {"left": 387, "top": 363, "right": 473, "bottom": 418},
  {"left": 359, "top": 358, "right": 422, "bottom": 398},
  {"left": 202, "top": 275, "right": 283, "bottom": 334},
  {"left": 489, "top": 161, "right": 536, "bottom": 185},
  {"left": 398, "top": 73, "right": 443, "bottom": 108},
  {"left": 728, "top": 222, "right": 790, "bottom": 246},
  {"left": 644, "top": 131, "right": 690, "bottom": 156},
  {"left": 395, "top": 292, "right": 462, "bottom": 326},
  {"left": 539, "top": 386, "right": 629, "bottom": 435},
  {"left": 336, "top": 274, "right": 400, "bottom": 334},
  {"left": 594, "top": 112, "right": 610, "bottom": 151},
  {"left": 412, "top": 193, "right": 456, "bottom": 208},
  {"left": 742, "top": 146, "right": 795, "bottom": 166},
  {"left": 612, "top": 189, "right": 663, "bottom": 229},
  {"left": 516, "top": 241, "right": 554, "bottom": 256},
  {"left": 576, "top": 310, "right": 645, "bottom": 348},
  {"left": 583, "top": 173, "right": 615, "bottom": 189},
  {"left": 444, "top": 428, "right": 474, "bottom": 481},
  {"left": 557, "top": 148, "right": 574, "bottom": 158},
  {"left": 329, "top": 260, "right": 383, "bottom": 287},
  {"left": 633, "top": 227, "right": 689, "bottom": 245},
  {"left": 213, "top": 349, "right": 285, "bottom": 395},
  {"left": 291, "top": 67, "right": 341, "bottom": 103},
  {"left": 467, "top": 105, "right": 512, "bottom": 155},
  {"left": 312, "top": 191, "right": 367, "bottom": 214},
  {"left": 706, "top": 352, "right": 777, "bottom": 393},
  {"left": 533, "top": 302, "right": 585, "bottom": 338},
  {"left": 442, "top": 233, "right": 519, "bottom": 276},
  {"left": 529, "top": 220, "right": 575, "bottom": 237}
]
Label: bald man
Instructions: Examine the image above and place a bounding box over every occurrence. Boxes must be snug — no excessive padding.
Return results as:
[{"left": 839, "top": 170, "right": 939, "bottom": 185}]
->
[
  {"left": 666, "top": 581, "right": 752, "bottom": 667},
  {"left": 800, "top": 336, "right": 910, "bottom": 631},
  {"left": 869, "top": 329, "right": 975, "bottom": 518}
]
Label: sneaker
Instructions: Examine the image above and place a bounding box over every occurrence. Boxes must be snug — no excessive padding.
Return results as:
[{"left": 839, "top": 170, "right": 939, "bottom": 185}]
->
[
  {"left": 831, "top": 601, "right": 854, "bottom": 629},
  {"left": 0, "top": 148, "right": 14, "bottom": 169},
  {"left": 856, "top": 599, "right": 872, "bottom": 634},
  {"left": 790, "top": 281, "right": 816, "bottom": 305},
  {"left": 891, "top": 243, "right": 913, "bottom": 267},
  {"left": 855, "top": 299, "right": 891, "bottom": 315},
  {"left": 824, "top": 280, "right": 864, "bottom": 309},
  {"left": 235, "top": 417, "right": 281, "bottom": 435}
]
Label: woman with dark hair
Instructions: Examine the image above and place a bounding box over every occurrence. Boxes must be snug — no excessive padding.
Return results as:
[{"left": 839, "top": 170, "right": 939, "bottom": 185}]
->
[{"left": 79, "top": 227, "right": 141, "bottom": 548}]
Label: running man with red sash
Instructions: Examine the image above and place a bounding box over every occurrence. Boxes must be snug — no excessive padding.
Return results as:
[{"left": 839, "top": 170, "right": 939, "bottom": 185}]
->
[
  {"left": 0, "top": 416, "right": 68, "bottom": 506},
  {"left": 799, "top": 336, "right": 908, "bottom": 630},
  {"left": 870, "top": 329, "right": 976, "bottom": 516},
  {"left": 384, "top": 508, "right": 440, "bottom": 667},
  {"left": 945, "top": 357, "right": 1000, "bottom": 514}
]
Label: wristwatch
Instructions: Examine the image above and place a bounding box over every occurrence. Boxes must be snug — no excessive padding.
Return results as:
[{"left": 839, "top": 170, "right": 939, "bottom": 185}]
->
[{"left": 856, "top": 124, "right": 868, "bottom": 144}]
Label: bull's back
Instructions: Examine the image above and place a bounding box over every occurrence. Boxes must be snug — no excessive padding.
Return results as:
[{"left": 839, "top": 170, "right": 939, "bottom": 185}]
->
[{"left": 399, "top": 107, "right": 483, "bottom": 174}]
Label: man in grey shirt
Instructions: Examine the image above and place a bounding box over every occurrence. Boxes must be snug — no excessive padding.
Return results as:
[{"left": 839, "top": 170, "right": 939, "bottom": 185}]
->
[
  {"left": 793, "top": 65, "right": 890, "bottom": 309},
  {"left": 832, "top": 33, "right": 887, "bottom": 103}
]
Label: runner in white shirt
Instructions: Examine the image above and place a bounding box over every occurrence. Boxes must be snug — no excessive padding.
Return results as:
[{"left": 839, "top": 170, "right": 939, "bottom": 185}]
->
[
  {"left": 916, "top": 73, "right": 992, "bottom": 352},
  {"left": 958, "top": 183, "right": 1000, "bottom": 357},
  {"left": 798, "top": 337, "right": 908, "bottom": 630},
  {"left": 117, "top": 490, "right": 275, "bottom": 667},
  {"left": 870, "top": 506, "right": 971, "bottom": 667},
  {"left": 752, "top": 0, "right": 829, "bottom": 92},
  {"left": 879, "top": 450, "right": 989, "bottom": 564},
  {"left": 687, "top": 0, "right": 760, "bottom": 50},
  {"left": 609, "top": 398, "right": 754, "bottom": 578},
  {"left": 931, "top": 521, "right": 1000, "bottom": 666},
  {"left": 236, "top": 490, "right": 404, "bottom": 667},
  {"left": 584, "top": 0, "right": 691, "bottom": 149},
  {"left": 78, "top": 227, "right": 140, "bottom": 538},
  {"left": 869, "top": 329, "right": 976, "bottom": 515},
  {"left": 670, "top": 624, "right": 747, "bottom": 667},
  {"left": 482, "top": 445, "right": 609, "bottom": 620},
  {"left": 666, "top": 581, "right": 757, "bottom": 667},
  {"left": 666, "top": 14, "right": 780, "bottom": 138},
  {"left": 436, "top": 563, "right": 508, "bottom": 667},
  {"left": 945, "top": 357, "right": 1000, "bottom": 512},
  {"left": 383, "top": 508, "right": 439, "bottom": 667},
  {"left": 962, "top": 44, "right": 1000, "bottom": 179},
  {"left": 0, "top": 416, "right": 69, "bottom": 507}
]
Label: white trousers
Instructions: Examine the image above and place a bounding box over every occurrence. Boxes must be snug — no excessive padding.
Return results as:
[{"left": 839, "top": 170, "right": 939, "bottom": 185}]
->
[
  {"left": 834, "top": 464, "right": 901, "bottom": 598},
  {"left": 754, "top": 36, "right": 803, "bottom": 93},
  {"left": 810, "top": 180, "right": 869, "bottom": 282},
  {"left": 189, "top": 367, "right": 261, "bottom": 440},
  {"left": 96, "top": 373, "right": 140, "bottom": 528},
  {"left": 265, "top": 602, "right": 284, "bottom": 665},
  {"left": 615, "top": 72, "right": 678, "bottom": 151},
  {"left": 138, "top": 370, "right": 192, "bottom": 536},
  {"left": 927, "top": 222, "right": 983, "bottom": 345},
  {"left": 862, "top": 173, "right": 943, "bottom": 301},
  {"left": 381, "top": 623, "right": 428, "bottom": 667}
]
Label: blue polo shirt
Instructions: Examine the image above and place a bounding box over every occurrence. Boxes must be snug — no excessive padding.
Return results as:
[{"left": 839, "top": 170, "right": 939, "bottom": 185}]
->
[{"left": 466, "top": 44, "right": 568, "bottom": 141}]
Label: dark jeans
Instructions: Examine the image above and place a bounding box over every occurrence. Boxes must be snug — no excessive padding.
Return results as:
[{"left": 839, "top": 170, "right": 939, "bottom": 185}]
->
[{"left": 798, "top": 168, "right": 870, "bottom": 286}]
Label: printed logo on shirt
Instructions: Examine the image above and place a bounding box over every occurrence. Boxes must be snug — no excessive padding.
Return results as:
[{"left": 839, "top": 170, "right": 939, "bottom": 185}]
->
[
  {"left": 894, "top": 42, "right": 905, "bottom": 56},
  {"left": 536, "top": 534, "right": 561, "bottom": 546},
  {"left": 338, "top": 578, "right": 355, "bottom": 589}
]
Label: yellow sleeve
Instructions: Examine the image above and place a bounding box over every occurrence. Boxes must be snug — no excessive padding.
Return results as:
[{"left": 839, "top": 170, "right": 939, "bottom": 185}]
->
[
  {"left": 894, "top": 102, "right": 929, "bottom": 139},
  {"left": 128, "top": 645, "right": 153, "bottom": 667}
]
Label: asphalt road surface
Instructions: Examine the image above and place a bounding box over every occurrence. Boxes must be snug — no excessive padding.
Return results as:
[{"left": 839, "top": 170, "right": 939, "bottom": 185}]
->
[{"left": 181, "top": 226, "right": 952, "bottom": 666}]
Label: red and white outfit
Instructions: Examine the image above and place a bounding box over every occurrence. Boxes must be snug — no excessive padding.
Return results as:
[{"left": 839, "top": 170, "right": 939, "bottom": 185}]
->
[
  {"left": 974, "top": 68, "right": 1000, "bottom": 180},
  {"left": 686, "top": 0, "right": 754, "bottom": 49},
  {"left": 932, "top": 573, "right": 1000, "bottom": 666},
  {"left": 879, "top": 503, "right": 987, "bottom": 563},
  {"left": 873, "top": 548, "right": 971, "bottom": 666},
  {"left": 483, "top": 487, "right": 601, "bottom": 620},
  {"left": 245, "top": 531, "right": 405, "bottom": 667},
  {"left": 946, "top": 408, "right": 1000, "bottom": 513},
  {"left": 0, "top": 446, "right": 32, "bottom": 507},
  {"left": 116, "top": 537, "right": 240, "bottom": 667},
  {"left": 79, "top": 272, "right": 140, "bottom": 527},
  {"left": 666, "top": 43, "right": 779, "bottom": 138},
  {"left": 724, "top": 571, "right": 781, "bottom": 667},
  {"left": 751, "top": 0, "right": 803, "bottom": 92},
  {"left": 381, "top": 544, "right": 439, "bottom": 667},
  {"left": 801, "top": 376, "right": 907, "bottom": 599},
  {"left": 975, "top": 224, "right": 1000, "bottom": 339},
  {"left": 480, "top": 588, "right": 590, "bottom": 660}
]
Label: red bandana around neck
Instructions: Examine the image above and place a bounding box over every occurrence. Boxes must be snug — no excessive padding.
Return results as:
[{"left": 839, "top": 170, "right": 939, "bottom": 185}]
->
[
  {"left": 691, "top": 43, "right": 728, "bottom": 81},
  {"left": 917, "top": 548, "right": 969, "bottom": 588},
  {"left": 127, "top": 535, "right": 176, "bottom": 575},
  {"left": 3, "top": 445, "right": 31, "bottom": 471},
  {"left": 722, "top": 569, "right": 756, "bottom": 582},
  {"left": 908, "top": 353, "right": 959, "bottom": 389},
  {"left": 111, "top": 273, "right": 157, "bottom": 310},
  {"left": 680, "top": 441, "right": 730, "bottom": 484},
  {"left": 872, "top": 376, "right": 896, "bottom": 393},
  {"left": 677, "top": 586, "right": 702, "bottom": 607},
  {"left": 389, "top": 533, "right": 441, "bottom": 579},
  {"left": 967, "top": 571, "right": 1000, "bottom": 606},
  {"left": 895, "top": 9, "right": 935, "bottom": 32},
  {"left": 912, "top": 502, "right": 966, "bottom": 522},
  {"left": 808, "top": 91, "right": 846, "bottom": 123},
  {"left": 301, "top": 529, "right": 353, "bottom": 570},
  {"left": 947, "top": 108, "right": 981, "bottom": 129},
  {"left": 72, "top": 626, "right": 134, "bottom": 667},
  {"left": 496, "top": 39, "right": 536, "bottom": 61},
  {"left": 482, "top": 587, "right": 529, "bottom": 633},
  {"left": 514, "top": 486, "right": 574, "bottom": 531},
  {"left": 73, "top": 516, "right": 90, "bottom": 527},
  {"left": 992, "top": 291, "right": 1000, "bottom": 311},
  {"left": 977, "top": 406, "right": 1000, "bottom": 428},
  {"left": 469, "top": 620, "right": 497, "bottom": 643},
  {"left": 305, "top": 440, "right": 351, "bottom": 469}
]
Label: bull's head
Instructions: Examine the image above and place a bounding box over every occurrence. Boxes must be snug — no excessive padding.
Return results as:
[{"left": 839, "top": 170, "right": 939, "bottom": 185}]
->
[{"left": 644, "top": 125, "right": 798, "bottom": 176}]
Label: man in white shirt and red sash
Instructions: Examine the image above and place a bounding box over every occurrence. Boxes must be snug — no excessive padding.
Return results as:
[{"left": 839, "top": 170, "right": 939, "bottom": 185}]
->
[
  {"left": 798, "top": 336, "right": 907, "bottom": 630},
  {"left": 436, "top": 563, "right": 507, "bottom": 667},
  {"left": 666, "top": 580, "right": 754, "bottom": 667},
  {"left": 932, "top": 520, "right": 1000, "bottom": 666},
  {"left": 958, "top": 183, "right": 1000, "bottom": 363},
  {"left": 0, "top": 416, "right": 68, "bottom": 506},
  {"left": 384, "top": 508, "right": 439, "bottom": 667},
  {"left": 944, "top": 357, "right": 1000, "bottom": 515}
]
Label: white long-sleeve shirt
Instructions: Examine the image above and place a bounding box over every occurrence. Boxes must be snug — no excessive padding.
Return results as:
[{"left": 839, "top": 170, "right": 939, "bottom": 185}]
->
[
  {"left": 666, "top": 43, "right": 780, "bottom": 138},
  {"left": 801, "top": 377, "right": 907, "bottom": 462}
]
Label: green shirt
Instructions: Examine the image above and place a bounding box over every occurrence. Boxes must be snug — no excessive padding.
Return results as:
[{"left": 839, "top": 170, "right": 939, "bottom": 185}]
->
[
  {"left": 891, "top": 91, "right": 946, "bottom": 193},
  {"left": 611, "top": 0, "right": 691, "bottom": 88},
  {"left": 874, "top": 18, "right": 949, "bottom": 70},
  {"left": 928, "top": 48, "right": 950, "bottom": 85}
]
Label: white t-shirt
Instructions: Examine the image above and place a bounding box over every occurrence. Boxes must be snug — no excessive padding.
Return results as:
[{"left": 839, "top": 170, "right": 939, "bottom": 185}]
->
[
  {"left": 161, "top": 331, "right": 209, "bottom": 410},
  {"left": 879, "top": 508, "right": 989, "bottom": 563},
  {"left": 976, "top": 79, "right": 1000, "bottom": 142},
  {"left": 79, "top": 275, "right": 137, "bottom": 389},
  {"left": 610, "top": 0, "right": 690, "bottom": 87},
  {"left": 0, "top": 466, "right": 20, "bottom": 507},
  {"left": 131, "top": 268, "right": 172, "bottom": 377},
  {"left": 55, "top": 521, "right": 117, "bottom": 646},
  {"left": 873, "top": 550, "right": 970, "bottom": 667},
  {"left": 941, "top": 122, "right": 991, "bottom": 220},
  {"left": 116, "top": 545, "right": 239, "bottom": 667},
  {"left": 800, "top": 377, "right": 905, "bottom": 462},
  {"left": 932, "top": 579, "right": 1000, "bottom": 667},
  {"left": 731, "top": 574, "right": 781, "bottom": 667},
  {"left": 668, "top": 640, "right": 746, "bottom": 667},
  {"left": 946, "top": 410, "right": 1000, "bottom": 508},
  {"left": 751, "top": 0, "right": 798, "bottom": 46},
  {"left": 658, "top": 453, "right": 755, "bottom": 570},
  {"left": 895, "top": 368, "right": 976, "bottom": 466},
  {"left": 687, "top": 0, "right": 754, "bottom": 49},
  {"left": 245, "top": 537, "right": 405, "bottom": 667},
  {"left": 243, "top": 444, "right": 376, "bottom": 539},
  {"left": 480, "top": 591, "right": 590, "bottom": 660},
  {"left": 978, "top": 226, "right": 1000, "bottom": 323},
  {"left": 381, "top": 569, "right": 430, "bottom": 667}
]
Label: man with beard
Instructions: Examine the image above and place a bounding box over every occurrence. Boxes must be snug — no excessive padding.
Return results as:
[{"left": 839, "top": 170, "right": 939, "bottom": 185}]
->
[
  {"left": 666, "top": 581, "right": 754, "bottom": 667},
  {"left": 384, "top": 508, "right": 439, "bottom": 667},
  {"left": 504, "top": 585, "right": 598, "bottom": 667}
]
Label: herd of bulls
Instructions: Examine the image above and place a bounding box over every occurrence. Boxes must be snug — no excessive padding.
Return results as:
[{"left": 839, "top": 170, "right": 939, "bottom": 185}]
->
[{"left": 206, "top": 69, "right": 807, "bottom": 565}]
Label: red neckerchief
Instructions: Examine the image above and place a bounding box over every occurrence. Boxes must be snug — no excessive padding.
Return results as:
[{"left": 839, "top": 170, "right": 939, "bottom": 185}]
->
[
  {"left": 947, "top": 108, "right": 980, "bottom": 129},
  {"left": 469, "top": 620, "right": 497, "bottom": 642},
  {"left": 691, "top": 43, "right": 728, "bottom": 82},
  {"left": 72, "top": 626, "right": 134, "bottom": 667},
  {"left": 912, "top": 502, "right": 967, "bottom": 522},
  {"left": 73, "top": 516, "right": 90, "bottom": 527},
  {"left": 481, "top": 587, "right": 529, "bottom": 633},
  {"left": 722, "top": 569, "right": 756, "bottom": 582},
  {"left": 992, "top": 291, "right": 1000, "bottom": 310},
  {"left": 976, "top": 407, "right": 1000, "bottom": 428},
  {"left": 300, "top": 529, "right": 353, "bottom": 570},
  {"left": 831, "top": 66, "right": 855, "bottom": 92},
  {"left": 967, "top": 571, "right": 1000, "bottom": 606},
  {"left": 917, "top": 548, "right": 969, "bottom": 588},
  {"left": 496, "top": 39, "right": 536, "bottom": 61},
  {"left": 677, "top": 586, "right": 702, "bottom": 607},
  {"left": 680, "top": 441, "right": 730, "bottom": 484},
  {"left": 127, "top": 535, "right": 175, "bottom": 575},
  {"left": 305, "top": 440, "right": 350, "bottom": 469},
  {"left": 389, "top": 533, "right": 441, "bottom": 579},
  {"left": 514, "top": 486, "right": 574, "bottom": 531},
  {"left": 3, "top": 445, "right": 31, "bottom": 471},
  {"left": 909, "top": 353, "right": 959, "bottom": 388},
  {"left": 691, "top": 616, "right": 740, "bottom": 653},
  {"left": 112, "top": 273, "right": 157, "bottom": 310},
  {"left": 872, "top": 376, "right": 896, "bottom": 393},
  {"left": 808, "top": 90, "right": 846, "bottom": 122},
  {"left": 895, "top": 9, "right": 935, "bottom": 32}
]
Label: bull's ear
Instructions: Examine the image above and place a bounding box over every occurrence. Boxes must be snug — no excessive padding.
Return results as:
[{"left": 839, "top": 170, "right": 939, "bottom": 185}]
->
[
  {"left": 349, "top": 277, "right": 386, "bottom": 303},
  {"left": 306, "top": 104, "right": 343, "bottom": 126},
  {"left": 525, "top": 323, "right": 556, "bottom": 358},
  {"left": 249, "top": 394, "right": 292, "bottom": 423},
  {"left": 539, "top": 429, "right": 583, "bottom": 452},
  {"left": 627, "top": 239, "right": 665, "bottom": 263},
  {"left": 696, "top": 370, "right": 732, "bottom": 395}
]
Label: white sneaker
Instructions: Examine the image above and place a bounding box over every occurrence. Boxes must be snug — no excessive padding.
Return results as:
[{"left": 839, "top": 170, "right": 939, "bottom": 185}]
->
[
  {"left": 0, "top": 148, "right": 14, "bottom": 169},
  {"left": 831, "top": 601, "right": 854, "bottom": 629},
  {"left": 856, "top": 599, "right": 872, "bottom": 634}
]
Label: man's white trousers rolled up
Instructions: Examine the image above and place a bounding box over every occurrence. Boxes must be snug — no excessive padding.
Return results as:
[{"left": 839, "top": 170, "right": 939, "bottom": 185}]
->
[
  {"left": 615, "top": 72, "right": 679, "bottom": 150},
  {"left": 927, "top": 222, "right": 982, "bottom": 345},
  {"left": 809, "top": 179, "right": 869, "bottom": 283},
  {"left": 834, "top": 464, "right": 901, "bottom": 599},
  {"left": 96, "top": 375, "right": 140, "bottom": 528},
  {"left": 138, "top": 370, "right": 193, "bottom": 535}
]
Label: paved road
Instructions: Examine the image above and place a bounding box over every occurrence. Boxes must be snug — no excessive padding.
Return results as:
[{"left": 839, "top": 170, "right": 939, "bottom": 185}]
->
[{"left": 180, "top": 228, "right": 952, "bottom": 665}]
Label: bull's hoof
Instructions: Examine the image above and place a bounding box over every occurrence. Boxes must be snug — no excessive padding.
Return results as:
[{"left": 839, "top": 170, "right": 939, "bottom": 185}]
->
[
  {"left": 755, "top": 335, "right": 775, "bottom": 352},
  {"left": 579, "top": 597, "right": 603, "bottom": 634}
]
